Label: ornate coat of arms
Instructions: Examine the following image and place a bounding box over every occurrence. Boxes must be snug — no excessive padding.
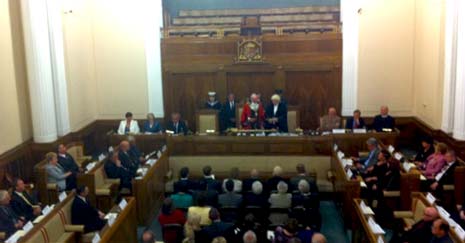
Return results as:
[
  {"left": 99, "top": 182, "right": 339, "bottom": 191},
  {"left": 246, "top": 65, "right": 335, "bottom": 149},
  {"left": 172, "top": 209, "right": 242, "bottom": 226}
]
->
[{"left": 235, "top": 38, "right": 263, "bottom": 63}]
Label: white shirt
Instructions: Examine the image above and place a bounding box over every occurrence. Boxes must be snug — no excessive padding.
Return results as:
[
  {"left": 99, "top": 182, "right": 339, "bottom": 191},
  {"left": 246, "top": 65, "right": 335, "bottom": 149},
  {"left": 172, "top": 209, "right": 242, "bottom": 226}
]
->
[
  {"left": 230, "top": 101, "right": 234, "bottom": 110},
  {"left": 117, "top": 120, "right": 140, "bottom": 135},
  {"left": 273, "top": 105, "right": 279, "bottom": 116}
]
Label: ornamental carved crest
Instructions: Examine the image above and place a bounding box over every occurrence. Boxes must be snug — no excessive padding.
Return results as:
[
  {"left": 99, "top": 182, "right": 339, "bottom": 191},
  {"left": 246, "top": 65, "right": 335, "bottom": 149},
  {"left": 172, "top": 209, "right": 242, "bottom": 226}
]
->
[{"left": 235, "top": 38, "right": 263, "bottom": 63}]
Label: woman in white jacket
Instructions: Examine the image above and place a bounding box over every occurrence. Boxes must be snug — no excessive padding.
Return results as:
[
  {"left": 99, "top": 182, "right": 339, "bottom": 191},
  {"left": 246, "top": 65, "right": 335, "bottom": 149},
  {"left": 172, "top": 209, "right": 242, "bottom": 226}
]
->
[{"left": 117, "top": 112, "right": 140, "bottom": 134}]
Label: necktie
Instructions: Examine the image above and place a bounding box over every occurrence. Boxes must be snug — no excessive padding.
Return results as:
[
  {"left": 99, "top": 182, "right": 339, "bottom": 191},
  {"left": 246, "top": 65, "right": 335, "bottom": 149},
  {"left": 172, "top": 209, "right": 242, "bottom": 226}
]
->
[
  {"left": 230, "top": 102, "right": 233, "bottom": 110},
  {"left": 175, "top": 123, "right": 178, "bottom": 133},
  {"left": 18, "top": 192, "right": 33, "bottom": 207}
]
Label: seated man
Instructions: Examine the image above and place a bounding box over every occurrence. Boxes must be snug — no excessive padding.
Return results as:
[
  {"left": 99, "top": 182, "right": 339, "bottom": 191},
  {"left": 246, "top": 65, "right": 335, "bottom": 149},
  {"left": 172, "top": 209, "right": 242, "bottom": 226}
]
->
[
  {"left": 425, "top": 149, "right": 458, "bottom": 197},
  {"left": 430, "top": 219, "right": 453, "bottom": 243},
  {"left": 244, "top": 181, "right": 268, "bottom": 208},
  {"left": 188, "top": 194, "right": 212, "bottom": 226},
  {"left": 45, "top": 152, "right": 74, "bottom": 191},
  {"left": 222, "top": 167, "right": 242, "bottom": 193},
  {"left": 10, "top": 178, "right": 41, "bottom": 221},
  {"left": 218, "top": 180, "right": 242, "bottom": 208},
  {"left": 267, "top": 166, "right": 287, "bottom": 193},
  {"left": 292, "top": 180, "right": 321, "bottom": 230},
  {"left": 345, "top": 109, "right": 366, "bottom": 129},
  {"left": 289, "top": 164, "right": 318, "bottom": 193},
  {"left": 265, "top": 94, "right": 288, "bottom": 132},
  {"left": 353, "top": 138, "right": 380, "bottom": 173},
  {"left": 269, "top": 181, "right": 292, "bottom": 209},
  {"left": 319, "top": 107, "right": 341, "bottom": 132},
  {"left": 241, "top": 93, "right": 265, "bottom": 130},
  {"left": 0, "top": 190, "right": 24, "bottom": 238},
  {"left": 57, "top": 144, "right": 82, "bottom": 188},
  {"left": 104, "top": 151, "right": 133, "bottom": 190},
  {"left": 166, "top": 112, "right": 188, "bottom": 135},
  {"left": 174, "top": 167, "right": 198, "bottom": 193},
  {"left": 398, "top": 206, "right": 439, "bottom": 243},
  {"left": 221, "top": 93, "right": 237, "bottom": 130},
  {"left": 117, "top": 112, "right": 140, "bottom": 135},
  {"left": 205, "top": 91, "right": 222, "bottom": 110},
  {"left": 372, "top": 106, "right": 395, "bottom": 132},
  {"left": 71, "top": 186, "right": 106, "bottom": 233},
  {"left": 201, "top": 208, "right": 234, "bottom": 242},
  {"left": 141, "top": 229, "right": 156, "bottom": 243},
  {"left": 118, "top": 140, "right": 138, "bottom": 176},
  {"left": 199, "top": 165, "right": 221, "bottom": 193},
  {"left": 127, "top": 136, "right": 145, "bottom": 164},
  {"left": 243, "top": 169, "right": 261, "bottom": 192},
  {"left": 170, "top": 183, "right": 193, "bottom": 209}
]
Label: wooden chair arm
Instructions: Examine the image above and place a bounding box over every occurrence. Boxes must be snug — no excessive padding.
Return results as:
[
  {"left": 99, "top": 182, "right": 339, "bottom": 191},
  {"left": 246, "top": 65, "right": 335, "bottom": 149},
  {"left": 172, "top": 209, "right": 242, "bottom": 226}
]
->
[
  {"left": 64, "top": 224, "right": 85, "bottom": 232},
  {"left": 393, "top": 211, "right": 413, "bottom": 219},
  {"left": 104, "top": 179, "right": 120, "bottom": 185},
  {"left": 47, "top": 183, "right": 58, "bottom": 190},
  {"left": 383, "top": 190, "right": 400, "bottom": 197}
]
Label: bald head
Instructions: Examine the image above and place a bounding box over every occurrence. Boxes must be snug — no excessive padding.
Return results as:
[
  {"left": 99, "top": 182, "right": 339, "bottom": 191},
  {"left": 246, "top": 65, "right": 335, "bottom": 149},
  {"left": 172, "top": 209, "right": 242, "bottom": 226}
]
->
[
  {"left": 250, "top": 169, "right": 259, "bottom": 178},
  {"left": 328, "top": 107, "right": 337, "bottom": 117},
  {"left": 380, "top": 106, "right": 389, "bottom": 116},
  {"left": 311, "top": 233, "right": 327, "bottom": 243},
  {"left": 423, "top": 207, "right": 439, "bottom": 222}
]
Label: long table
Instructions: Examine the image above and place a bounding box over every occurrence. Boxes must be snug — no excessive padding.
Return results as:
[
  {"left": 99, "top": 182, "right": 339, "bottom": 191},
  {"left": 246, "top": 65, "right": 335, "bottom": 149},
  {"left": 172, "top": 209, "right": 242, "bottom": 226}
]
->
[
  {"left": 108, "top": 131, "right": 399, "bottom": 156},
  {"left": 99, "top": 197, "right": 137, "bottom": 243}
]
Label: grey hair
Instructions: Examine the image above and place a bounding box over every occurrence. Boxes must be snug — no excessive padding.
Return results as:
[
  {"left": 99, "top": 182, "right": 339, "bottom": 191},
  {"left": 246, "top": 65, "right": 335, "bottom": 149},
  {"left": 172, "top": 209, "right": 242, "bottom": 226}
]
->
[
  {"left": 252, "top": 181, "right": 263, "bottom": 195},
  {"left": 366, "top": 137, "right": 378, "bottom": 146},
  {"left": 298, "top": 180, "right": 310, "bottom": 193},
  {"left": 0, "top": 190, "right": 8, "bottom": 202},
  {"left": 243, "top": 230, "right": 257, "bottom": 243},
  {"left": 272, "top": 166, "right": 283, "bottom": 176},
  {"left": 277, "top": 181, "right": 288, "bottom": 193}
]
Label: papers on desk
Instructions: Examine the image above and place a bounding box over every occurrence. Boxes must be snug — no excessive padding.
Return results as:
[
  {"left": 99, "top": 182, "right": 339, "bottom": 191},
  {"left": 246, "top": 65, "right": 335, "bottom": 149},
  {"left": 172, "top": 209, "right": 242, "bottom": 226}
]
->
[
  {"left": 388, "top": 145, "right": 395, "bottom": 154},
  {"left": 108, "top": 146, "right": 114, "bottom": 153},
  {"left": 6, "top": 230, "right": 26, "bottom": 243},
  {"left": 58, "top": 191, "right": 67, "bottom": 202},
  {"left": 444, "top": 216, "right": 458, "bottom": 228},
  {"left": 146, "top": 159, "right": 157, "bottom": 166},
  {"left": 337, "top": 151, "right": 345, "bottom": 160},
  {"left": 136, "top": 167, "right": 148, "bottom": 178},
  {"left": 162, "top": 145, "right": 167, "bottom": 152},
  {"left": 455, "top": 224, "right": 465, "bottom": 240},
  {"left": 402, "top": 162, "right": 415, "bottom": 172},
  {"left": 321, "top": 131, "right": 331, "bottom": 136},
  {"left": 346, "top": 169, "right": 353, "bottom": 180},
  {"left": 420, "top": 174, "right": 427, "bottom": 181},
  {"left": 92, "top": 233, "right": 101, "bottom": 243},
  {"left": 360, "top": 181, "right": 367, "bottom": 188},
  {"left": 394, "top": 152, "right": 403, "bottom": 161},
  {"left": 118, "top": 198, "right": 128, "bottom": 210},
  {"left": 426, "top": 193, "right": 436, "bottom": 205},
  {"left": 86, "top": 162, "right": 97, "bottom": 172},
  {"left": 436, "top": 205, "right": 450, "bottom": 219},
  {"left": 360, "top": 200, "right": 375, "bottom": 215},
  {"left": 145, "top": 150, "right": 157, "bottom": 160},
  {"left": 23, "top": 221, "right": 33, "bottom": 233},
  {"left": 42, "top": 205, "right": 52, "bottom": 215},
  {"left": 377, "top": 236, "right": 384, "bottom": 243},
  {"left": 342, "top": 159, "right": 353, "bottom": 167},
  {"left": 98, "top": 153, "right": 106, "bottom": 161},
  {"left": 332, "top": 129, "right": 346, "bottom": 134},
  {"left": 33, "top": 215, "right": 45, "bottom": 224},
  {"left": 353, "top": 128, "right": 367, "bottom": 134},
  {"left": 157, "top": 150, "right": 162, "bottom": 158},
  {"left": 368, "top": 217, "right": 385, "bottom": 234},
  {"left": 333, "top": 144, "right": 338, "bottom": 152},
  {"left": 105, "top": 213, "right": 118, "bottom": 227}
]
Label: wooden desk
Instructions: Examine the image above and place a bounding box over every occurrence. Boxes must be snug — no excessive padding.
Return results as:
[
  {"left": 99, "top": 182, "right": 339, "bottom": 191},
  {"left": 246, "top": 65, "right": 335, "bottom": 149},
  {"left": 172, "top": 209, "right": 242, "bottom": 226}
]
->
[
  {"left": 99, "top": 197, "right": 137, "bottom": 243},
  {"left": 108, "top": 134, "right": 166, "bottom": 154},
  {"left": 132, "top": 149, "right": 170, "bottom": 225},
  {"left": 353, "top": 198, "right": 387, "bottom": 243}
]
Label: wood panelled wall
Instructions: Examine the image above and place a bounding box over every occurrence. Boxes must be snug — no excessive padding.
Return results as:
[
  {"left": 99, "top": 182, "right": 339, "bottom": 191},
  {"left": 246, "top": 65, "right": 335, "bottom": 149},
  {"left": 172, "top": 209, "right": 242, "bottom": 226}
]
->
[{"left": 162, "top": 34, "right": 342, "bottom": 130}]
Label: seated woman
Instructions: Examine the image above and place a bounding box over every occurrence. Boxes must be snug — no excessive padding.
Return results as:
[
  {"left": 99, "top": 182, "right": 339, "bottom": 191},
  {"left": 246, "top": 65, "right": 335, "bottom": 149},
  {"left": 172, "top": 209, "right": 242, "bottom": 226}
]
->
[
  {"left": 222, "top": 167, "right": 242, "bottom": 193},
  {"left": 413, "top": 137, "right": 435, "bottom": 163},
  {"left": 183, "top": 213, "right": 204, "bottom": 243},
  {"left": 292, "top": 180, "right": 321, "bottom": 230},
  {"left": 418, "top": 143, "right": 447, "bottom": 179},
  {"left": 158, "top": 198, "right": 186, "bottom": 243},
  {"left": 143, "top": 113, "right": 163, "bottom": 134},
  {"left": 187, "top": 194, "right": 212, "bottom": 226},
  {"left": 273, "top": 218, "right": 299, "bottom": 243},
  {"left": 269, "top": 181, "right": 292, "bottom": 209},
  {"left": 244, "top": 181, "right": 268, "bottom": 208},
  {"left": 44, "top": 152, "right": 73, "bottom": 191},
  {"left": 117, "top": 112, "right": 140, "bottom": 135}
]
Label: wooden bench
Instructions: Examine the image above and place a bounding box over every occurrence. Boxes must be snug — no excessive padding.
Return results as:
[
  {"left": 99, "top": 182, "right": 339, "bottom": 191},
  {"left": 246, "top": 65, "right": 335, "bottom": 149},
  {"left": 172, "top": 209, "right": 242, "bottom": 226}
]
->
[
  {"left": 18, "top": 191, "right": 84, "bottom": 243},
  {"left": 133, "top": 148, "right": 170, "bottom": 225},
  {"left": 353, "top": 198, "right": 387, "bottom": 243},
  {"left": 98, "top": 197, "right": 137, "bottom": 243}
]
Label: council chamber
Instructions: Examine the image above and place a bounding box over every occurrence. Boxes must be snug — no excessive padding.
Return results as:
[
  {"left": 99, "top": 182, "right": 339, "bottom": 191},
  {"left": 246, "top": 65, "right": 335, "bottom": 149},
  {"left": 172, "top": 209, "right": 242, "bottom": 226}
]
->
[{"left": 1, "top": 0, "right": 465, "bottom": 243}]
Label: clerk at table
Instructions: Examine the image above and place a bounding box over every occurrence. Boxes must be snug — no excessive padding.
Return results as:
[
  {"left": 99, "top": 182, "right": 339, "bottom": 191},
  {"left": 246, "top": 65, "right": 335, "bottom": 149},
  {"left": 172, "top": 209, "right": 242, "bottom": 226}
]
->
[
  {"left": 372, "top": 106, "right": 395, "bottom": 132},
  {"left": 143, "top": 113, "right": 163, "bottom": 134},
  {"left": 319, "top": 107, "right": 341, "bottom": 131},
  {"left": 345, "top": 109, "right": 366, "bottom": 129},
  {"left": 117, "top": 112, "right": 140, "bottom": 135},
  {"left": 166, "top": 112, "right": 188, "bottom": 135}
]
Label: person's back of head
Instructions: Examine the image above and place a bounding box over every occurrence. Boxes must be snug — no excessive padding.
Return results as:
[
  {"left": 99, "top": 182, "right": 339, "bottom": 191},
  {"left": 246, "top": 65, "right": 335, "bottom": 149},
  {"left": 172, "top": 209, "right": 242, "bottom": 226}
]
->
[
  {"left": 211, "top": 237, "right": 227, "bottom": 243},
  {"left": 229, "top": 167, "right": 240, "bottom": 180},
  {"left": 288, "top": 238, "right": 302, "bottom": 243},
  {"left": 161, "top": 198, "right": 174, "bottom": 215},
  {"left": 311, "top": 233, "right": 327, "bottom": 243},
  {"left": 225, "top": 179, "right": 234, "bottom": 193},
  {"left": 203, "top": 165, "right": 213, "bottom": 176},
  {"left": 243, "top": 230, "right": 257, "bottom": 243},
  {"left": 251, "top": 181, "right": 263, "bottom": 195},
  {"left": 298, "top": 180, "right": 310, "bottom": 194},
  {"left": 209, "top": 207, "right": 220, "bottom": 222},
  {"left": 272, "top": 166, "right": 283, "bottom": 177},
  {"left": 277, "top": 181, "right": 288, "bottom": 194},
  {"left": 180, "top": 167, "right": 190, "bottom": 179},
  {"left": 196, "top": 193, "right": 207, "bottom": 207},
  {"left": 296, "top": 163, "right": 306, "bottom": 174},
  {"left": 142, "top": 229, "right": 156, "bottom": 243}
]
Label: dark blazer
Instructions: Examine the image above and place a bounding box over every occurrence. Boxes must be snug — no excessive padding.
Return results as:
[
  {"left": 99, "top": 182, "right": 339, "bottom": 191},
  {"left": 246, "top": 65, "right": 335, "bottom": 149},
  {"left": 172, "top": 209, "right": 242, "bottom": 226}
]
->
[
  {"left": 71, "top": 196, "right": 106, "bottom": 233},
  {"left": 264, "top": 102, "right": 288, "bottom": 132},
  {"left": 242, "top": 178, "right": 261, "bottom": 192},
  {"left": 372, "top": 115, "right": 395, "bottom": 132},
  {"left": 129, "top": 145, "right": 142, "bottom": 160},
  {"left": 104, "top": 161, "right": 133, "bottom": 189},
  {"left": 0, "top": 205, "right": 20, "bottom": 238},
  {"left": 174, "top": 178, "right": 198, "bottom": 193},
  {"left": 292, "top": 193, "right": 319, "bottom": 210},
  {"left": 205, "top": 101, "right": 222, "bottom": 110},
  {"left": 58, "top": 153, "right": 80, "bottom": 174},
  {"left": 244, "top": 192, "right": 268, "bottom": 208},
  {"left": 266, "top": 176, "right": 288, "bottom": 192},
  {"left": 345, "top": 117, "right": 366, "bottom": 129},
  {"left": 437, "top": 162, "right": 458, "bottom": 185},
  {"left": 289, "top": 175, "right": 319, "bottom": 193},
  {"left": 201, "top": 221, "right": 234, "bottom": 242},
  {"left": 221, "top": 101, "right": 237, "bottom": 129},
  {"left": 10, "top": 191, "right": 38, "bottom": 221},
  {"left": 143, "top": 121, "right": 163, "bottom": 133},
  {"left": 400, "top": 220, "right": 433, "bottom": 243},
  {"left": 218, "top": 192, "right": 243, "bottom": 208},
  {"left": 414, "top": 146, "right": 435, "bottom": 163},
  {"left": 199, "top": 177, "right": 222, "bottom": 193},
  {"left": 118, "top": 151, "right": 137, "bottom": 176},
  {"left": 166, "top": 121, "right": 188, "bottom": 135}
]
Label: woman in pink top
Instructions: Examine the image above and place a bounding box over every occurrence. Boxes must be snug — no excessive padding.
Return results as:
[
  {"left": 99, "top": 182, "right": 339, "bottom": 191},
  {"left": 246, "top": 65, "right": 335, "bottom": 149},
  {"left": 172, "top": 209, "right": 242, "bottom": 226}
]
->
[{"left": 420, "top": 143, "right": 448, "bottom": 178}]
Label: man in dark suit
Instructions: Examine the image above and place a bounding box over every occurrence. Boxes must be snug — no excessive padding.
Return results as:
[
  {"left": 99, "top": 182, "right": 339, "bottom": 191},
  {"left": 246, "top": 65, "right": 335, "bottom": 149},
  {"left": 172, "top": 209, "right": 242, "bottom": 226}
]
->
[
  {"left": 427, "top": 150, "right": 458, "bottom": 197},
  {"left": 166, "top": 112, "right": 188, "bottom": 135},
  {"left": 265, "top": 94, "right": 288, "bottom": 132},
  {"left": 104, "top": 151, "right": 133, "bottom": 190},
  {"left": 218, "top": 180, "right": 242, "bottom": 208},
  {"left": 345, "top": 109, "right": 366, "bottom": 129},
  {"left": 71, "top": 186, "right": 106, "bottom": 233},
  {"left": 289, "top": 164, "right": 319, "bottom": 194},
  {"left": 173, "top": 167, "right": 198, "bottom": 193},
  {"left": 10, "top": 179, "right": 41, "bottom": 221},
  {"left": 243, "top": 169, "right": 261, "bottom": 192},
  {"left": 353, "top": 138, "right": 380, "bottom": 173},
  {"left": 57, "top": 144, "right": 81, "bottom": 189},
  {"left": 372, "top": 106, "right": 395, "bottom": 132},
  {"left": 201, "top": 208, "right": 234, "bottom": 242},
  {"left": 0, "top": 190, "right": 24, "bottom": 238},
  {"left": 398, "top": 206, "right": 438, "bottom": 243},
  {"left": 221, "top": 93, "right": 237, "bottom": 131},
  {"left": 118, "top": 140, "right": 138, "bottom": 176},
  {"left": 198, "top": 166, "right": 221, "bottom": 193}
]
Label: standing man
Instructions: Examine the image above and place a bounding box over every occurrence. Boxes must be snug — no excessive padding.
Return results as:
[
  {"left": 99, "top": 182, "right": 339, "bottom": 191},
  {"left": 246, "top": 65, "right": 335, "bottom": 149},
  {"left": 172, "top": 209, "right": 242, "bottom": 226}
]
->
[
  {"left": 265, "top": 94, "right": 288, "bottom": 132},
  {"left": 241, "top": 93, "right": 265, "bottom": 130},
  {"left": 221, "top": 93, "right": 237, "bottom": 130}
]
